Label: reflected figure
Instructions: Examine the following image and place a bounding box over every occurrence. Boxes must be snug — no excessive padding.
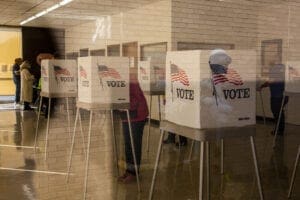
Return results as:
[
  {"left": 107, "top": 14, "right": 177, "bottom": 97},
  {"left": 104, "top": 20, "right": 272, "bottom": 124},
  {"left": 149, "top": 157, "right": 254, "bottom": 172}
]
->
[
  {"left": 21, "top": 111, "right": 36, "bottom": 146},
  {"left": 14, "top": 111, "right": 22, "bottom": 150},
  {"left": 269, "top": 137, "right": 289, "bottom": 191},
  {"left": 259, "top": 62, "right": 289, "bottom": 135},
  {"left": 118, "top": 69, "right": 149, "bottom": 183},
  {"left": 12, "top": 58, "right": 23, "bottom": 105}
]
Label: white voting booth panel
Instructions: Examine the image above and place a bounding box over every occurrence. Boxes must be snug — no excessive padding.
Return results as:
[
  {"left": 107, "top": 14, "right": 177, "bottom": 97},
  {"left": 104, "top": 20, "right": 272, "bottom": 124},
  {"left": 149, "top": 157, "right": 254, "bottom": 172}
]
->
[
  {"left": 286, "top": 61, "right": 300, "bottom": 93},
  {"left": 77, "top": 56, "right": 129, "bottom": 104},
  {"left": 138, "top": 58, "right": 165, "bottom": 92},
  {"left": 165, "top": 50, "right": 256, "bottom": 129},
  {"left": 41, "top": 59, "right": 77, "bottom": 94},
  {"left": 285, "top": 61, "right": 300, "bottom": 125}
]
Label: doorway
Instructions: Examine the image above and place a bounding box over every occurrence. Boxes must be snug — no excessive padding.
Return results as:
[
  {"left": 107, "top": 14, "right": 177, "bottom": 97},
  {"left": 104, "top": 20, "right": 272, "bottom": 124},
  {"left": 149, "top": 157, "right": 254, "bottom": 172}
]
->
[{"left": 0, "top": 28, "right": 22, "bottom": 103}]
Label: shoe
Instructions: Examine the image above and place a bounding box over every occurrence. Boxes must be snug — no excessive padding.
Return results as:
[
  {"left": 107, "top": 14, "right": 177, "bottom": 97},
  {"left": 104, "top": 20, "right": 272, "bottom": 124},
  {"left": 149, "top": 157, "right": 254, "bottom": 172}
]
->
[
  {"left": 176, "top": 141, "right": 187, "bottom": 147},
  {"left": 163, "top": 138, "right": 175, "bottom": 144},
  {"left": 122, "top": 173, "right": 136, "bottom": 184},
  {"left": 24, "top": 107, "right": 34, "bottom": 111},
  {"left": 118, "top": 172, "right": 130, "bottom": 182}
]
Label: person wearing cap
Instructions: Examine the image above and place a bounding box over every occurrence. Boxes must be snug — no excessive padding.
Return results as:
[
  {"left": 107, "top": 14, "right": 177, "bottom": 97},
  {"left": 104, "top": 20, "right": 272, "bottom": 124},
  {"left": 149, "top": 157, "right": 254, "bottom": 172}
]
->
[
  {"left": 12, "top": 58, "right": 23, "bottom": 105},
  {"left": 118, "top": 69, "right": 149, "bottom": 183},
  {"left": 208, "top": 49, "right": 233, "bottom": 108},
  {"left": 258, "top": 60, "right": 288, "bottom": 136},
  {"left": 20, "top": 61, "right": 35, "bottom": 111}
]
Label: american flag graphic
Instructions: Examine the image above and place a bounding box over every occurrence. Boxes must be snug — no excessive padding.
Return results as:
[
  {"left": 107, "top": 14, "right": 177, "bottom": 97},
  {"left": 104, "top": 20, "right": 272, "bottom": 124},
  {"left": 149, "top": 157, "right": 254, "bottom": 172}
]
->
[
  {"left": 288, "top": 66, "right": 300, "bottom": 78},
  {"left": 79, "top": 66, "right": 87, "bottom": 79},
  {"left": 97, "top": 65, "right": 121, "bottom": 79},
  {"left": 54, "top": 66, "right": 71, "bottom": 76},
  {"left": 140, "top": 66, "right": 147, "bottom": 75},
  {"left": 170, "top": 63, "right": 190, "bottom": 86},
  {"left": 211, "top": 65, "right": 243, "bottom": 86}
]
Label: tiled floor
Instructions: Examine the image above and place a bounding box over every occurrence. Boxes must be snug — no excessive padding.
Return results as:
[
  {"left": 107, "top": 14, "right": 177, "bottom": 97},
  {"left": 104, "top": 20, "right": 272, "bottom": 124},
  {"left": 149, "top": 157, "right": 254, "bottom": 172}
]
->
[{"left": 0, "top": 108, "right": 299, "bottom": 200}]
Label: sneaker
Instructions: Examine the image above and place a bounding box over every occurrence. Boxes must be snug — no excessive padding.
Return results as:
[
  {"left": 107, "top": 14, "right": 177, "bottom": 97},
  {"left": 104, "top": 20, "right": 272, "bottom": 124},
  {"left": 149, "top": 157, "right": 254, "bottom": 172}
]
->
[
  {"left": 118, "top": 172, "right": 130, "bottom": 182},
  {"left": 122, "top": 173, "right": 136, "bottom": 184}
]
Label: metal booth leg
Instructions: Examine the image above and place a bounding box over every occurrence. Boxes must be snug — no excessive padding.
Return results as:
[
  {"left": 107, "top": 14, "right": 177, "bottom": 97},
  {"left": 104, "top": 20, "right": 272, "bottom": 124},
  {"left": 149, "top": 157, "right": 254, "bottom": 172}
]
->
[
  {"left": 273, "top": 95, "right": 286, "bottom": 148},
  {"left": 110, "top": 109, "right": 119, "bottom": 176},
  {"left": 259, "top": 91, "right": 266, "bottom": 125},
  {"left": 66, "top": 97, "right": 71, "bottom": 138},
  {"left": 199, "top": 141, "right": 205, "bottom": 200},
  {"left": 66, "top": 107, "right": 80, "bottom": 182},
  {"left": 206, "top": 141, "right": 210, "bottom": 200},
  {"left": 147, "top": 95, "right": 152, "bottom": 153},
  {"left": 250, "top": 136, "right": 264, "bottom": 200},
  {"left": 149, "top": 130, "right": 165, "bottom": 200},
  {"left": 158, "top": 95, "right": 162, "bottom": 121},
  {"left": 288, "top": 145, "right": 300, "bottom": 198},
  {"left": 188, "top": 140, "right": 195, "bottom": 161},
  {"left": 78, "top": 111, "right": 86, "bottom": 156},
  {"left": 34, "top": 96, "right": 43, "bottom": 152},
  {"left": 83, "top": 111, "right": 93, "bottom": 200},
  {"left": 44, "top": 97, "right": 52, "bottom": 160},
  {"left": 126, "top": 110, "right": 141, "bottom": 192}
]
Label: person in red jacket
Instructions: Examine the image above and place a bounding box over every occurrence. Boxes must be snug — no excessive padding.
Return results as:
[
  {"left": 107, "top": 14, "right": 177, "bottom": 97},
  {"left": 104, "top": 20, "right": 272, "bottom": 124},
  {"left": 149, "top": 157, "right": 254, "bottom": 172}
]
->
[{"left": 118, "top": 69, "right": 149, "bottom": 183}]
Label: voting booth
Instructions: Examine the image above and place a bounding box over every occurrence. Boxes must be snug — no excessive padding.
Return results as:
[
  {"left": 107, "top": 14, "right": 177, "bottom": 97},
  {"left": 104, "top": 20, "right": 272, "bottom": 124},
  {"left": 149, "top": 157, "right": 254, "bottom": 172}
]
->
[
  {"left": 284, "top": 62, "right": 300, "bottom": 125},
  {"left": 35, "top": 59, "right": 78, "bottom": 161},
  {"left": 138, "top": 58, "right": 165, "bottom": 93},
  {"left": 284, "top": 63, "right": 300, "bottom": 198},
  {"left": 41, "top": 59, "right": 77, "bottom": 95},
  {"left": 68, "top": 56, "right": 141, "bottom": 199},
  {"left": 149, "top": 50, "right": 264, "bottom": 200},
  {"left": 165, "top": 50, "right": 256, "bottom": 129},
  {"left": 77, "top": 56, "right": 129, "bottom": 105}
]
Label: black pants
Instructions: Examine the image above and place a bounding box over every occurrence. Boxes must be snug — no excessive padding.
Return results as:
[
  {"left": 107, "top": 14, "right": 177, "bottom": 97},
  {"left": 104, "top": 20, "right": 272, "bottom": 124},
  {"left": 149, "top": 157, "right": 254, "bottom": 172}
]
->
[
  {"left": 271, "top": 97, "right": 289, "bottom": 134},
  {"left": 13, "top": 78, "right": 20, "bottom": 103},
  {"left": 122, "top": 120, "right": 146, "bottom": 175}
]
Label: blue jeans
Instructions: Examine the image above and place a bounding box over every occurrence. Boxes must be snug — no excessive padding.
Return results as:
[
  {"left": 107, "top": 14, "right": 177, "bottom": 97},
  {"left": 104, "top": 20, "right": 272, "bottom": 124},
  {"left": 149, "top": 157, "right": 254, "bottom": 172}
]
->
[
  {"left": 122, "top": 120, "right": 146, "bottom": 175},
  {"left": 271, "top": 97, "right": 289, "bottom": 134},
  {"left": 13, "top": 77, "right": 20, "bottom": 103}
]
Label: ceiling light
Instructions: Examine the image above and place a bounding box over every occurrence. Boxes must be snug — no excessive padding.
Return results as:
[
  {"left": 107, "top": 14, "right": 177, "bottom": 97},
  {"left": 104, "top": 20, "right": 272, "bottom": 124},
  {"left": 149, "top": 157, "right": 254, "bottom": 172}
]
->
[
  {"left": 20, "top": 0, "right": 74, "bottom": 25},
  {"left": 60, "top": 0, "right": 73, "bottom": 6},
  {"left": 46, "top": 4, "right": 60, "bottom": 13}
]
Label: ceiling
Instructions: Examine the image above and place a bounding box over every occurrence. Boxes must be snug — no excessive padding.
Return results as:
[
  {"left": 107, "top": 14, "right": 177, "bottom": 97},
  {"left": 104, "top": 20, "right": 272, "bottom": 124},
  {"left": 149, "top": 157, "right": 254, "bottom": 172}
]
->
[
  {"left": 0, "top": 0, "right": 296, "bottom": 29},
  {"left": 0, "top": 0, "right": 160, "bottom": 29}
]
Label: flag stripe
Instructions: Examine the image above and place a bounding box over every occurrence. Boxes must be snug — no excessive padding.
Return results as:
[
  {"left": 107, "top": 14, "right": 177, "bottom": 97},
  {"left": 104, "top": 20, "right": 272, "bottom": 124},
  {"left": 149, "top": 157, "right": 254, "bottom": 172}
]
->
[
  {"left": 99, "top": 67, "right": 121, "bottom": 79},
  {"left": 171, "top": 67, "right": 190, "bottom": 86}
]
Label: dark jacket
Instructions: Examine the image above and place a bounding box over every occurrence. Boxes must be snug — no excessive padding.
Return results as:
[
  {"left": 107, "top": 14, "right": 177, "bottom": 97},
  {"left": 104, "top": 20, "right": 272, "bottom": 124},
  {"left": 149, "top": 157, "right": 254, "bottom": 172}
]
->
[{"left": 12, "top": 63, "right": 21, "bottom": 81}]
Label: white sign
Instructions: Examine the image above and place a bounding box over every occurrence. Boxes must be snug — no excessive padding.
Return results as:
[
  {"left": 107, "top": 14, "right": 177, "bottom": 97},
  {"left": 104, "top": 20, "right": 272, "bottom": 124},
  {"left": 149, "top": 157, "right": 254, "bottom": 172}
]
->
[
  {"left": 77, "top": 56, "right": 129, "bottom": 104},
  {"left": 138, "top": 58, "right": 165, "bottom": 92},
  {"left": 285, "top": 61, "right": 300, "bottom": 93},
  {"left": 41, "top": 59, "right": 77, "bottom": 95},
  {"left": 165, "top": 50, "right": 256, "bottom": 129}
]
